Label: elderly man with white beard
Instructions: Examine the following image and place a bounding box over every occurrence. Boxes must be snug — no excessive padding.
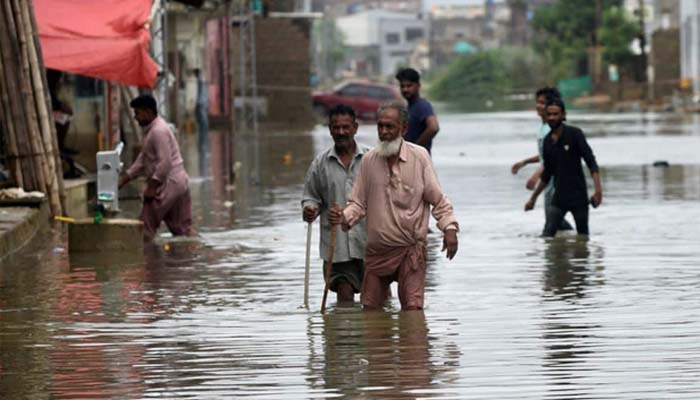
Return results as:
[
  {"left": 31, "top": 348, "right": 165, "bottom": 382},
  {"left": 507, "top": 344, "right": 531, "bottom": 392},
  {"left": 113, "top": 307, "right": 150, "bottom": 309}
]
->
[{"left": 329, "top": 101, "right": 459, "bottom": 311}]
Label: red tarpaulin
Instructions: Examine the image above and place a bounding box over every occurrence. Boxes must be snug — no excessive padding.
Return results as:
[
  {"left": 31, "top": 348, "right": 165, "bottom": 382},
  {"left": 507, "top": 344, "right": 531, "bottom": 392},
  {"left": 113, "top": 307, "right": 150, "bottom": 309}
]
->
[{"left": 35, "top": 0, "right": 158, "bottom": 88}]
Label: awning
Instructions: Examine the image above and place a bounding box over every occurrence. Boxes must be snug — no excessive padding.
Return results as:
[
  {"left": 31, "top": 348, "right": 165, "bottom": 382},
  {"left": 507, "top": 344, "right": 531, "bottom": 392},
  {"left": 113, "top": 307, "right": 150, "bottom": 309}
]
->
[{"left": 35, "top": 0, "right": 158, "bottom": 88}]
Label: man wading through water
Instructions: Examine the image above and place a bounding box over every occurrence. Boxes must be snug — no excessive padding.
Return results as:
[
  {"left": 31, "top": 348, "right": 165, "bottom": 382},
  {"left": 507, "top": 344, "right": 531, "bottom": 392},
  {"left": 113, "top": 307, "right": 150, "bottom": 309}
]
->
[
  {"left": 329, "top": 101, "right": 458, "bottom": 311},
  {"left": 119, "top": 94, "right": 193, "bottom": 241},
  {"left": 302, "top": 105, "right": 370, "bottom": 304},
  {"left": 525, "top": 98, "right": 603, "bottom": 237},
  {"left": 512, "top": 86, "right": 574, "bottom": 234}
]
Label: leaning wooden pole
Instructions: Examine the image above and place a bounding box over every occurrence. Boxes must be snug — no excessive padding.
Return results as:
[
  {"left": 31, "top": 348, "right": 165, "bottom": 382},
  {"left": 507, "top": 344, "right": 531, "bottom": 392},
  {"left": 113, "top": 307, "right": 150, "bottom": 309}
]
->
[
  {"left": 1, "top": 0, "right": 39, "bottom": 190},
  {"left": 0, "top": 0, "right": 63, "bottom": 215},
  {"left": 22, "top": 0, "right": 64, "bottom": 214},
  {"left": 10, "top": 0, "right": 48, "bottom": 197},
  {"left": 0, "top": 44, "right": 23, "bottom": 188}
]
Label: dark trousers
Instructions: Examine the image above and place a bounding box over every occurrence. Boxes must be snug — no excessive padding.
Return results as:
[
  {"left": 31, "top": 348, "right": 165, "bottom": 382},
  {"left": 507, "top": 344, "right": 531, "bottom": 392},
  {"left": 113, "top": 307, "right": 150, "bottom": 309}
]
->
[
  {"left": 543, "top": 204, "right": 589, "bottom": 237},
  {"left": 543, "top": 186, "right": 573, "bottom": 234},
  {"left": 195, "top": 104, "right": 209, "bottom": 152},
  {"left": 195, "top": 104, "right": 209, "bottom": 174}
]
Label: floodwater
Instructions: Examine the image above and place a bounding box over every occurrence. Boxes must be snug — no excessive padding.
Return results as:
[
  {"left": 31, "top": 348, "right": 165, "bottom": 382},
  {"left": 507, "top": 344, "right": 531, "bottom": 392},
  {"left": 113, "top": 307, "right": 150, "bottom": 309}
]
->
[{"left": 2, "top": 110, "right": 700, "bottom": 399}]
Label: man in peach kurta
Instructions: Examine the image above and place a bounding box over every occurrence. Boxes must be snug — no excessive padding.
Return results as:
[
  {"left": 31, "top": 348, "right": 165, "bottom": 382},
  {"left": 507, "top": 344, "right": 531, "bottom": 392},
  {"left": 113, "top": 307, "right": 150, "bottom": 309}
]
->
[
  {"left": 330, "top": 102, "right": 459, "bottom": 311},
  {"left": 119, "top": 95, "right": 192, "bottom": 241}
]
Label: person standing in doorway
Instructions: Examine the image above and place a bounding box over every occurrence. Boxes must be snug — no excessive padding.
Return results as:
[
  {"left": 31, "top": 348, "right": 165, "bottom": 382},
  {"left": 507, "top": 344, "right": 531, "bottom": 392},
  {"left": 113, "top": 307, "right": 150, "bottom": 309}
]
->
[
  {"left": 511, "top": 86, "right": 573, "bottom": 234},
  {"left": 395, "top": 68, "right": 440, "bottom": 155},
  {"left": 525, "top": 98, "right": 602, "bottom": 237},
  {"left": 330, "top": 101, "right": 459, "bottom": 311},
  {"left": 302, "top": 104, "right": 371, "bottom": 304},
  {"left": 119, "top": 94, "right": 193, "bottom": 241},
  {"left": 46, "top": 69, "right": 80, "bottom": 178},
  {"left": 193, "top": 68, "right": 209, "bottom": 173}
]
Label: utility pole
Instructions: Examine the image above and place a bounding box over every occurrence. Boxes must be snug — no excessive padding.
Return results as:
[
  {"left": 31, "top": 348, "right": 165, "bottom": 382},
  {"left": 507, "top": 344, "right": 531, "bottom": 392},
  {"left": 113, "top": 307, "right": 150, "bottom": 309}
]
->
[
  {"left": 592, "top": 0, "right": 602, "bottom": 89},
  {"left": 235, "top": 0, "right": 259, "bottom": 135},
  {"left": 150, "top": 0, "right": 170, "bottom": 120},
  {"left": 638, "top": 0, "right": 648, "bottom": 82},
  {"left": 227, "top": 0, "right": 236, "bottom": 183},
  {"left": 232, "top": 0, "right": 260, "bottom": 185}
]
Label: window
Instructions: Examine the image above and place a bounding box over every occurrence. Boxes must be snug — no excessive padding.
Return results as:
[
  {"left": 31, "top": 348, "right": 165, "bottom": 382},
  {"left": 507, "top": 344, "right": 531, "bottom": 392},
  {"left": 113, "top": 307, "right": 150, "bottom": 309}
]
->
[
  {"left": 366, "top": 86, "right": 395, "bottom": 100},
  {"left": 385, "top": 33, "right": 400, "bottom": 44},
  {"left": 338, "top": 84, "right": 364, "bottom": 97},
  {"left": 405, "top": 27, "right": 423, "bottom": 41}
]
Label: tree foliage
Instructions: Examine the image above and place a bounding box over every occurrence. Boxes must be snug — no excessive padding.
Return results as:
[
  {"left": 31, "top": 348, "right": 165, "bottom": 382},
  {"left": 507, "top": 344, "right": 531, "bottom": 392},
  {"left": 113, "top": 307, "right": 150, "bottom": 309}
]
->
[
  {"left": 428, "top": 47, "right": 546, "bottom": 110},
  {"left": 599, "top": 6, "right": 639, "bottom": 68},
  {"left": 313, "top": 17, "right": 347, "bottom": 81},
  {"left": 531, "top": 0, "right": 623, "bottom": 80}
]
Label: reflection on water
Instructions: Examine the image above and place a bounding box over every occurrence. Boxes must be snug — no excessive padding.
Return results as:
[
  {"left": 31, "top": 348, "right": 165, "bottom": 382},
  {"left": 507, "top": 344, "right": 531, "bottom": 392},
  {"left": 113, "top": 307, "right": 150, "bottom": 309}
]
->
[
  {"left": 541, "top": 237, "right": 603, "bottom": 300},
  {"left": 541, "top": 237, "right": 603, "bottom": 398},
  {"left": 308, "top": 309, "right": 459, "bottom": 399},
  {"left": 2, "top": 111, "right": 700, "bottom": 398}
]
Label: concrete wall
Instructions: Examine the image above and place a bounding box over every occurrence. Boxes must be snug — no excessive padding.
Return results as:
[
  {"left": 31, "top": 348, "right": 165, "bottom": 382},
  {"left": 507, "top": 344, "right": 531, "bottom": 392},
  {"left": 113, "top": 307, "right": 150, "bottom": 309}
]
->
[
  {"left": 173, "top": 14, "right": 208, "bottom": 124},
  {"left": 680, "top": 0, "right": 700, "bottom": 99},
  {"left": 652, "top": 28, "right": 681, "bottom": 97},
  {"left": 654, "top": 0, "right": 681, "bottom": 30},
  {"left": 337, "top": 10, "right": 426, "bottom": 78},
  {"left": 378, "top": 16, "right": 426, "bottom": 76},
  {"left": 336, "top": 12, "right": 374, "bottom": 46}
]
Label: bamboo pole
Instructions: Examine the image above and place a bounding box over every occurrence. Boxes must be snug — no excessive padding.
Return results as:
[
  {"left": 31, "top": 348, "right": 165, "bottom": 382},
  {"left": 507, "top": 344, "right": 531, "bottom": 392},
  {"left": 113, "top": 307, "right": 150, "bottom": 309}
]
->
[
  {"left": 21, "top": 0, "right": 63, "bottom": 215},
  {"left": 320, "top": 223, "right": 338, "bottom": 315},
  {"left": 9, "top": 0, "right": 47, "bottom": 194},
  {"left": 1, "top": 0, "right": 23, "bottom": 186},
  {"left": 27, "top": 0, "right": 65, "bottom": 211},
  {"left": 12, "top": 0, "right": 48, "bottom": 195},
  {"left": 0, "top": 41, "right": 23, "bottom": 187},
  {"left": 0, "top": 0, "right": 37, "bottom": 188}
]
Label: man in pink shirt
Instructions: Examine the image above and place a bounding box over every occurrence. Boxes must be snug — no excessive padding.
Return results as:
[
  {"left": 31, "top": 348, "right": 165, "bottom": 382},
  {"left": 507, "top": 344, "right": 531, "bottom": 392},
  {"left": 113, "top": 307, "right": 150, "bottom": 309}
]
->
[
  {"left": 118, "top": 95, "right": 192, "bottom": 241},
  {"left": 329, "top": 101, "right": 459, "bottom": 311}
]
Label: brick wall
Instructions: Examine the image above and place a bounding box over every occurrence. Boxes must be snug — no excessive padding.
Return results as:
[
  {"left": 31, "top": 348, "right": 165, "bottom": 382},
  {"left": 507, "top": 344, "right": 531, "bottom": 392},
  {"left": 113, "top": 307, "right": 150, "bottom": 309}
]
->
[
  {"left": 233, "top": 17, "right": 313, "bottom": 127},
  {"left": 651, "top": 29, "right": 680, "bottom": 97}
]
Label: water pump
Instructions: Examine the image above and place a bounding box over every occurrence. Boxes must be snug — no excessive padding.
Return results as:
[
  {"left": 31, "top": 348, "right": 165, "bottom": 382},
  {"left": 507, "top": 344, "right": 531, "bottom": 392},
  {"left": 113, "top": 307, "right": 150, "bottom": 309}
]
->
[{"left": 96, "top": 142, "right": 124, "bottom": 212}]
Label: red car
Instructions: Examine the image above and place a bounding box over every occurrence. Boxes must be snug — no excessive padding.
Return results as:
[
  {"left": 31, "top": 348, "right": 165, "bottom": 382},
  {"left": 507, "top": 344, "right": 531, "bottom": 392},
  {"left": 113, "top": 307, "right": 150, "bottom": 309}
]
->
[{"left": 312, "top": 81, "right": 402, "bottom": 122}]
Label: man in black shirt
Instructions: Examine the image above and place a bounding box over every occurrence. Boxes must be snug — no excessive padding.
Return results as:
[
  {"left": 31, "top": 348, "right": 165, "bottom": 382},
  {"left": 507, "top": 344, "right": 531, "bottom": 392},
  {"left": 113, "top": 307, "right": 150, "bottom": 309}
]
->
[{"left": 524, "top": 98, "right": 602, "bottom": 237}]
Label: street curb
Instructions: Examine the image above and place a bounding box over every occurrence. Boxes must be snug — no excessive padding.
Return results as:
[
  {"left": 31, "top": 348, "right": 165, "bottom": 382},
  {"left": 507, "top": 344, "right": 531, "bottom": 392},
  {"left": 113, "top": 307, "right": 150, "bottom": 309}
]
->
[{"left": 0, "top": 202, "right": 49, "bottom": 262}]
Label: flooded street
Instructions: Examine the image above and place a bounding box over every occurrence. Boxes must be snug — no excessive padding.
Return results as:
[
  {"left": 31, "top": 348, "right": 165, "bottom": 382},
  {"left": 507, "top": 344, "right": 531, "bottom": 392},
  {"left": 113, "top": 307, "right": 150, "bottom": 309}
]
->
[{"left": 2, "top": 110, "right": 700, "bottom": 399}]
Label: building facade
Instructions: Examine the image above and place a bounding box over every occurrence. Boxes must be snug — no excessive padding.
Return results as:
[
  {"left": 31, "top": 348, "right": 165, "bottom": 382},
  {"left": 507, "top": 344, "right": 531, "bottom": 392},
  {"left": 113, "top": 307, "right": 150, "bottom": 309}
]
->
[{"left": 337, "top": 9, "right": 427, "bottom": 78}]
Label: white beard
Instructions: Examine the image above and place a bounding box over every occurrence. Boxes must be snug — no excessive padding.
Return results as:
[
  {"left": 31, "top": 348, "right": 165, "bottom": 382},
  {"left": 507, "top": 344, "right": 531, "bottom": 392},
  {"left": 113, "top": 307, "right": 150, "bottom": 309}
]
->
[{"left": 376, "top": 137, "right": 402, "bottom": 158}]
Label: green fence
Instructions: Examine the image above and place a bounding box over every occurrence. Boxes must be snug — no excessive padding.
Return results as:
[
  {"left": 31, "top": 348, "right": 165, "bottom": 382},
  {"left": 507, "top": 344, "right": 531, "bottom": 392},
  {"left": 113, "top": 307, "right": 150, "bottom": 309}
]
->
[{"left": 557, "top": 75, "right": 592, "bottom": 99}]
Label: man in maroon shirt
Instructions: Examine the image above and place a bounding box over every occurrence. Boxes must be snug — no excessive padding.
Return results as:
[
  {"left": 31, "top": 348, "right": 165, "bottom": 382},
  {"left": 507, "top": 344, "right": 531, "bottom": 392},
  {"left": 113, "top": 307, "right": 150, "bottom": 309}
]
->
[{"left": 119, "top": 95, "right": 192, "bottom": 240}]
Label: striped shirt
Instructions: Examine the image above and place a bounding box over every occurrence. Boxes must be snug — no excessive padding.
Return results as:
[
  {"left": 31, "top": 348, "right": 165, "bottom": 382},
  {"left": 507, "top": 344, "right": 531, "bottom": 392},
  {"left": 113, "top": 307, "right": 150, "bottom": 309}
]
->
[{"left": 302, "top": 142, "right": 370, "bottom": 262}]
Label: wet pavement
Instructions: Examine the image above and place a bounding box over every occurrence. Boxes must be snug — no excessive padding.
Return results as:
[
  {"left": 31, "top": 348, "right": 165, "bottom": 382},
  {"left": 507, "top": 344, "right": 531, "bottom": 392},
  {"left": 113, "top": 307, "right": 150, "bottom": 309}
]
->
[{"left": 1, "top": 110, "right": 700, "bottom": 399}]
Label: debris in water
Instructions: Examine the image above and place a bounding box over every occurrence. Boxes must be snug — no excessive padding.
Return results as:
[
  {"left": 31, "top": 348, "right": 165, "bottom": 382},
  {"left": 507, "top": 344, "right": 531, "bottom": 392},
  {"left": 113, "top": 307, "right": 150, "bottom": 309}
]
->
[{"left": 282, "top": 152, "right": 293, "bottom": 166}]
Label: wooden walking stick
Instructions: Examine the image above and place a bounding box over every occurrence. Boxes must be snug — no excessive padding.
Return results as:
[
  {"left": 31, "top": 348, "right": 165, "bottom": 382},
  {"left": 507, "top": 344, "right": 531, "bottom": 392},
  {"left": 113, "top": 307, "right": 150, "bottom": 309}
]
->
[
  {"left": 303, "top": 221, "right": 312, "bottom": 309},
  {"left": 320, "top": 219, "right": 338, "bottom": 314}
]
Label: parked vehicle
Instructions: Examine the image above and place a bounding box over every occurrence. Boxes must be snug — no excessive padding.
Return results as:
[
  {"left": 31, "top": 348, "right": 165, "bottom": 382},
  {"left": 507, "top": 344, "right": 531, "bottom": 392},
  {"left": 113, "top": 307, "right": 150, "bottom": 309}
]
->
[{"left": 312, "top": 81, "right": 402, "bottom": 122}]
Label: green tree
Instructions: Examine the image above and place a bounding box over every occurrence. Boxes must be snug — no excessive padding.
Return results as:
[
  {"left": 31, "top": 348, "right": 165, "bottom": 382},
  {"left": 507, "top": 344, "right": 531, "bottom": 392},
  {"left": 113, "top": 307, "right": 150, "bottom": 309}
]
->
[
  {"left": 599, "top": 6, "right": 639, "bottom": 70},
  {"left": 313, "top": 17, "right": 347, "bottom": 82},
  {"left": 428, "top": 47, "right": 546, "bottom": 110},
  {"left": 531, "top": 0, "right": 623, "bottom": 80}
]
